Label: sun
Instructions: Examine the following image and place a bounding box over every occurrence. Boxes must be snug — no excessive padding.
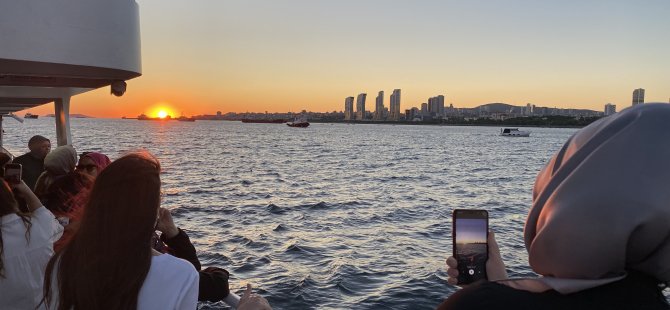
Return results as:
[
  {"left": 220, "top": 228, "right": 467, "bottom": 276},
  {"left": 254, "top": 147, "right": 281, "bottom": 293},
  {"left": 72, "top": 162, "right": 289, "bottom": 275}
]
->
[{"left": 157, "top": 110, "right": 169, "bottom": 119}]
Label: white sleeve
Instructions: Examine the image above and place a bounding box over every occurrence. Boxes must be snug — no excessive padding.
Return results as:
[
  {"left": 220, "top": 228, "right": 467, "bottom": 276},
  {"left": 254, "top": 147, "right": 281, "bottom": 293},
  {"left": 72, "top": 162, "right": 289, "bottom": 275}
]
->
[
  {"left": 31, "top": 206, "right": 64, "bottom": 243},
  {"left": 176, "top": 268, "right": 199, "bottom": 310}
]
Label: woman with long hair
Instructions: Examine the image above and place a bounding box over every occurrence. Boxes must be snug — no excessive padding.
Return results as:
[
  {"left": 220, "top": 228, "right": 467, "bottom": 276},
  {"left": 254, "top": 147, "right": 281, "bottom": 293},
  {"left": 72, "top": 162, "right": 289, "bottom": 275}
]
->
[
  {"left": 42, "top": 152, "right": 198, "bottom": 309},
  {"left": 0, "top": 179, "right": 63, "bottom": 309}
]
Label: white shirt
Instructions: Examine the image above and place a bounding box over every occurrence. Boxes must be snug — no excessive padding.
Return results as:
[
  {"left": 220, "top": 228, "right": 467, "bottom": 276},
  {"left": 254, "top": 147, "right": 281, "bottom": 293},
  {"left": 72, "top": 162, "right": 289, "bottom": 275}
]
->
[
  {"left": 48, "top": 254, "right": 199, "bottom": 310},
  {"left": 0, "top": 206, "right": 63, "bottom": 310},
  {"left": 137, "top": 254, "right": 199, "bottom": 310}
]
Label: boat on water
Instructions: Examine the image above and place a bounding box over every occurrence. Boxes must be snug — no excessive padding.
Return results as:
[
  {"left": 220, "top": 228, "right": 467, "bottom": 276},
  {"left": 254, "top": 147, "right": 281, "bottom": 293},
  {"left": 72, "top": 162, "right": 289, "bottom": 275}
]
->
[
  {"left": 177, "top": 116, "right": 196, "bottom": 122},
  {"left": 241, "top": 118, "right": 287, "bottom": 123},
  {"left": 138, "top": 113, "right": 172, "bottom": 121},
  {"left": 24, "top": 113, "right": 38, "bottom": 119},
  {"left": 287, "top": 116, "right": 310, "bottom": 128},
  {"left": 500, "top": 128, "right": 531, "bottom": 137}
]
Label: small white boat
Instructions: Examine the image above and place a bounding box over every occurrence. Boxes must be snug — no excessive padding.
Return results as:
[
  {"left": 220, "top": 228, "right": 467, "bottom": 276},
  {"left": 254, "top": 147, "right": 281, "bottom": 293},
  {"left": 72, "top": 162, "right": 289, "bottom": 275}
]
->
[{"left": 500, "top": 128, "right": 530, "bottom": 137}]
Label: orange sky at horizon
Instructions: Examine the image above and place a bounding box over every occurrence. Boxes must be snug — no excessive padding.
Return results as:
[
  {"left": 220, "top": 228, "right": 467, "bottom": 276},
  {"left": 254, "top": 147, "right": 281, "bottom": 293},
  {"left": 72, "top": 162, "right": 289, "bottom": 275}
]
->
[{"left": 19, "top": 1, "right": 670, "bottom": 118}]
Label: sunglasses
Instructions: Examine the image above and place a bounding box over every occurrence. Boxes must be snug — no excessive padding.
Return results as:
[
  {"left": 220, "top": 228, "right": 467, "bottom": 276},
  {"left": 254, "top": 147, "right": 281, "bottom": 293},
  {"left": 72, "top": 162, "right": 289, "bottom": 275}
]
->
[{"left": 76, "top": 164, "right": 97, "bottom": 171}]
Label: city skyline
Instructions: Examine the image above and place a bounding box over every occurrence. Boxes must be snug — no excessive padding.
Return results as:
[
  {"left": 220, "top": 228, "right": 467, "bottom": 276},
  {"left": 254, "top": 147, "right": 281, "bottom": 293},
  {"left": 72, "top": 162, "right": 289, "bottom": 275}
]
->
[{"left": 20, "top": 0, "right": 670, "bottom": 118}]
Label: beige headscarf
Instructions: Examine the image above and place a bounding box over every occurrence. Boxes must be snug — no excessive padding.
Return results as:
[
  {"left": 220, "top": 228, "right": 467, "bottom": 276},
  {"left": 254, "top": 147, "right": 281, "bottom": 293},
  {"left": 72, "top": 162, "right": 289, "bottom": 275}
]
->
[
  {"left": 521, "top": 103, "right": 670, "bottom": 293},
  {"left": 34, "top": 145, "right": 77, "bottom": 197}
]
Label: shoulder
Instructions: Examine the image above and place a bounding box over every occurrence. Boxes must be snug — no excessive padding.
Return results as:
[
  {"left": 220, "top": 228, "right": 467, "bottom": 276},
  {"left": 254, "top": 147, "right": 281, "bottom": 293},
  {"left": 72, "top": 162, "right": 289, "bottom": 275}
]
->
[
  {"left": 149, "top": 254, "right": 198, "bottom": 279},
  {"left": 12, "top": 153, "right": 29, "bottom": 163}
]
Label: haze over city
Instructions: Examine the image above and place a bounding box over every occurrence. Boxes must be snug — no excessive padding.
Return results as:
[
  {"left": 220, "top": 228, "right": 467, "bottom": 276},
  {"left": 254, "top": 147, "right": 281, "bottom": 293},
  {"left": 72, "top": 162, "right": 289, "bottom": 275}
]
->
[{"left": 24, "top": 0, "right": 670, "bottom": 118}]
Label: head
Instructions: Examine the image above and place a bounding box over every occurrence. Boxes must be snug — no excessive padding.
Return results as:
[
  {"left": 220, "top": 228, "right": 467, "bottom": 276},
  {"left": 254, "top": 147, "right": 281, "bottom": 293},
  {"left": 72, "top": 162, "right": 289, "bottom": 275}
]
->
[
  {"left": 76, "top": 152, "right": 111, "bottom": 178},
  {"left": 28, "top": 135, "right": 51, "bottom": 159},
  {"left": 34, "top": 145, "right": 78, "bottom": 198},
  {"left": 525, "top": 103, "right": 670, "bottom": 284},
  {"left": 43, "top": 151, "right": 162, "bottom": 309}
]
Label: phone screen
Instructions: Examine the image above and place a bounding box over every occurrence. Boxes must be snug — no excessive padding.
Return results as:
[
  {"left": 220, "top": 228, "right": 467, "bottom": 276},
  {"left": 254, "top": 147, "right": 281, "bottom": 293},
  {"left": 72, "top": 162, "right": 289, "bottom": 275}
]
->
[
  {"left": 4, "top": 163, "right": 22, "bottom": 184},
  {"left": 453, "top": 209, "right": 488, "bottom": 285}
]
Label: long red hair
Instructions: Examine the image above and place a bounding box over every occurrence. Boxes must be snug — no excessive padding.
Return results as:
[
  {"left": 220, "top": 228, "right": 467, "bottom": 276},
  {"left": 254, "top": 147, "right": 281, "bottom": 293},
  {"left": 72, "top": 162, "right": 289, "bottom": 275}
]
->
[{"left": 43, "top": 152, "right": 161, "bottom": 309}]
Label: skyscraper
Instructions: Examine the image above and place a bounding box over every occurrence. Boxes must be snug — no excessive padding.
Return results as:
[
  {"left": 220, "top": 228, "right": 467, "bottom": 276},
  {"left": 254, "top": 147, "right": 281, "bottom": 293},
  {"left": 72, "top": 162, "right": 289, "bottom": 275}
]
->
[
  {"left": 632, "top": 88, "right": 645, "bottom": 106},
  {"left": 604, "top": 103, "right": 616, "bottom": 116},
  {"left": 356, "top": 93, "right": 367, "bottom": 120},
  {"left": 374, "top": 91, "right": 384, "bottom": 120},
  {"left": 344, "top": 96, "right": 354, "bottom": 120},
  {"left": 389, "top": 89, "right": 401, "bottom": 121}
]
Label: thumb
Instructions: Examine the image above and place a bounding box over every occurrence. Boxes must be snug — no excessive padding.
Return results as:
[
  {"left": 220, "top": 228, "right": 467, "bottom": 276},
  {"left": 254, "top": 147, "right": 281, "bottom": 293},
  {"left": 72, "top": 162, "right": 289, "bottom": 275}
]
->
[{"left": 242, "top": 283, "right": 253, "bottom": 300}]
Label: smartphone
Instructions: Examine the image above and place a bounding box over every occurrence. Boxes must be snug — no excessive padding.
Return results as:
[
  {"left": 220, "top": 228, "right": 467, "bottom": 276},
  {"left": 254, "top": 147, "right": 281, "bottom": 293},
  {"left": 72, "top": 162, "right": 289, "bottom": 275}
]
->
[
  {"left": 3, "top": 163, "right": 22, "bottom": 184},
  {"left": 452, "top": 209, "right": 488, "bottom": 285}
]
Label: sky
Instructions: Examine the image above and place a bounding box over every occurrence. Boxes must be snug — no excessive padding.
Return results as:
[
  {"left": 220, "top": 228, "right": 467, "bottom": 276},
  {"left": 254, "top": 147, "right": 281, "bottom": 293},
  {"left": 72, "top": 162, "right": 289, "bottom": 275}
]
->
[
  {"left": 25, "top": 0, "right": 670, "bottom": 118},
  {"left": 455, "top": 219, "right": 487, "bottom": 244}
]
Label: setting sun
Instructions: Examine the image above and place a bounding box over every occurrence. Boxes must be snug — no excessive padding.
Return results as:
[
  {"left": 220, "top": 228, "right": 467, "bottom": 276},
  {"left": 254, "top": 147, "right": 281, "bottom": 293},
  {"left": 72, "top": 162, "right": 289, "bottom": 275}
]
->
[{"left": 157, "top": 110, "right": 168, "bottom": 118}]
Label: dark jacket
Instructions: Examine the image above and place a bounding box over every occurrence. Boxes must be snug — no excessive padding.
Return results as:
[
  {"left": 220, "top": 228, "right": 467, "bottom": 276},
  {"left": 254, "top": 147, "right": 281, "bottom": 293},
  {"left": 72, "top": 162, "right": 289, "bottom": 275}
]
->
[{"left": 159, "top": 228, "right": 231, "bottom": 302}]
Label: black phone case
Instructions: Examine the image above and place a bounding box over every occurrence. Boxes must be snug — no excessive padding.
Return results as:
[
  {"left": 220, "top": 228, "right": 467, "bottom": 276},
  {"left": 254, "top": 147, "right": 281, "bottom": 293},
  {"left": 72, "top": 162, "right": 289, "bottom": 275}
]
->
[{"left": 453, "top": 209, "right": 488, "bottom": 285}]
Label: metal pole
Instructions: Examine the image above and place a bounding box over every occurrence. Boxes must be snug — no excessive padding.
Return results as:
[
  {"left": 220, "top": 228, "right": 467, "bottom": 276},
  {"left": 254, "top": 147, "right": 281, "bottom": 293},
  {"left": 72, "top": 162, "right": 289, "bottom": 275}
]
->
[
  {"left": 0, "top": 115, "right": 3, "bottom": 149},
  {"left": 54, "top": 97, "right": 72, "bottom": 146}
]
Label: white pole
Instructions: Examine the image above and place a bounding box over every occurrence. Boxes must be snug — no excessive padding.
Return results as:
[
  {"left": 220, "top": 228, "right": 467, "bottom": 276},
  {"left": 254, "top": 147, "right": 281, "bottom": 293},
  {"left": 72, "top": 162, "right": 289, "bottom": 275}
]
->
[{"left": 54, "top": 97, "right": 72, "bottom": 146}]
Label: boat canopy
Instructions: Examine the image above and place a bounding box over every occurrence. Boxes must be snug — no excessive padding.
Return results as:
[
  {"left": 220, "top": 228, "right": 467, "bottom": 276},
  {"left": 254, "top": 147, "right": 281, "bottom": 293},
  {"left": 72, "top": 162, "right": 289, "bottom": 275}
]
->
[{"left": 0, "top": 0, "right": 141, "bottom": 147}]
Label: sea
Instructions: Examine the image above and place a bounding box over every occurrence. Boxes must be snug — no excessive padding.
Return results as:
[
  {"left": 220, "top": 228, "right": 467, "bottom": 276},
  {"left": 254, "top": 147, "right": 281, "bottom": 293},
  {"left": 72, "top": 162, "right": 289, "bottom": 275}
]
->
[{"left": 2, "top": 118, "right": 667, "bottom": 309}]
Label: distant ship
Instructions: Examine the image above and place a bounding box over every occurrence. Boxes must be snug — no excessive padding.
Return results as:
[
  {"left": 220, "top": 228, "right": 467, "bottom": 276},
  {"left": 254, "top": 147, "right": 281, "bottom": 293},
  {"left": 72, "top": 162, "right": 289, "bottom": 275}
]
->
[
  {"left": 177, "top": 116, "right": 196, "bottom": 122},
  {"left": 241, "top": 118, "right": 287, "bottom": 123},
  {"left": 24, "top": 113, "right": 38, "bottom": 119},
  {"left": 287, "top": 116, "right": 310, "bottom": 128},
  {"left": 138, "top": 113, "right": 171, "bottom": 121}
]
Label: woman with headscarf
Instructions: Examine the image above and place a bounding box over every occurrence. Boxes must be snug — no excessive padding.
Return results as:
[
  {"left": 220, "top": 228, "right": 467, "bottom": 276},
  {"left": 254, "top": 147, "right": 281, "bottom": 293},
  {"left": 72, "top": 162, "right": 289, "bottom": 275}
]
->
[
  {"left": 439, "top": 103, "right": 670, "bottom": 309},
  {"left": 44, "top": 151, "right": 111, "bottom": 251},
  {"left": 76, "top": 152, "right": 111, "bottom": 178},
  {"left": 33, "top": 145, "right": 77, "bottom": 199}
]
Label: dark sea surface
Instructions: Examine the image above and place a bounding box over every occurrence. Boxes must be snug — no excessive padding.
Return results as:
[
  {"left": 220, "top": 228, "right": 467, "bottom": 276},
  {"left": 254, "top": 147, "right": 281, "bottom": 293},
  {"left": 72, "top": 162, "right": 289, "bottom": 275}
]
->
[{"left": 3, "top": 118, "right": 667, "bottom": 309}]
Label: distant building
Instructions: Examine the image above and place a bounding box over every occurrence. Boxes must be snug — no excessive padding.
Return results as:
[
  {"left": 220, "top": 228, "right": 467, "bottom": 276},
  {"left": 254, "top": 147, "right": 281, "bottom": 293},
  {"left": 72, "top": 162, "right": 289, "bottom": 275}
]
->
[
  {"left": 604, "top": 103, "right": 616, "bottom": 116},
  {"left": 389, "top": 89, "right": 401, "bottom": 121},
  {"left": 344, "top": 96, "right": 355, "bottom": 120},
  {"left": 632, "top": 88, "right": 645, "bottom": 106},
  {"left": 421, "top": 103, "right": 428, "bottom": 116},
  {"left": 356, "top": 93, "right": 367, "bottom": 120},
  {"left": 374, "top": 91, "right": 385, "bottom": 120}
]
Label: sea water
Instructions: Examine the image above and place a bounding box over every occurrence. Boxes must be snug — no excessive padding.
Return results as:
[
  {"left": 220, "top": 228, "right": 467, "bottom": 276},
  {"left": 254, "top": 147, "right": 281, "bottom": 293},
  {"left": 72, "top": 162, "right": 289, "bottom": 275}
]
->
[{"left": 4, "top": 119, "right": 664, "bottom": 309}]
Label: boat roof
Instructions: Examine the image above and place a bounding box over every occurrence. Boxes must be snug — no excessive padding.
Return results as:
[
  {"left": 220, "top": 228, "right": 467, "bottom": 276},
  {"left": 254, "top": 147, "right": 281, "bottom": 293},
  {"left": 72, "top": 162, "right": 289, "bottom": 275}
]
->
[{"left": 0, "top": 0, "right": 141, "bottom": 115}]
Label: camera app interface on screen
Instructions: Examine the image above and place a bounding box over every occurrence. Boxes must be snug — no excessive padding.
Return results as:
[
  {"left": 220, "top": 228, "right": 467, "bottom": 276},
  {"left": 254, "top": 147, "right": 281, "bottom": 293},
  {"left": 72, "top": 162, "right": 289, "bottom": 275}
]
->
[{"left": 455, "top": 217, "right": 487, "bottom": 283}]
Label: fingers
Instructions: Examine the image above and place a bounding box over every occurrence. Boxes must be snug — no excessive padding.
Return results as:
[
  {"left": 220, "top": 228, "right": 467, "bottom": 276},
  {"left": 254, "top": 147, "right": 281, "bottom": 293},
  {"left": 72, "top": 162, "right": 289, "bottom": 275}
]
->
[
  {"left": 446, "top": 256, "right": 457, "bottom": 268},
  {"left": 447, "top": 267, "right": 459, "bottom": 278},
  {"left": 447, "top": 277, "right": 458, "bottom": 285},
  {"left": 242, "top": 283, "right": 252, "bottom": 300}
]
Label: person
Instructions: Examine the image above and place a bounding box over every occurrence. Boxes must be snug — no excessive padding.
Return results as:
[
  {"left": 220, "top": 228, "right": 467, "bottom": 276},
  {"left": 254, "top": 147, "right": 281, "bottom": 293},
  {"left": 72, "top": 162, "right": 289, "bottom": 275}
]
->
[
  {"left": 0, "top": 179, "right": 63, "bottom": 309},
  {"left": 42, "top": 152, "right": 199, "bottom": 309},
  {"left": 12, "top": 135, "right": 50, "bottom": 190},
  {"left": 42, "top": 170, "right": 93, "bottom": 252},
  {"left": 438, "top": 103, "right": 670, "bottom": 309},
  {"left": 33, "top": 145, "right": 77, "bottom": 199},
  {"left": 154, "top": 207, "right": 273, "bottom": 309},
  {"left": 76, "top": 152, "right": 111, "bottom": 179}
]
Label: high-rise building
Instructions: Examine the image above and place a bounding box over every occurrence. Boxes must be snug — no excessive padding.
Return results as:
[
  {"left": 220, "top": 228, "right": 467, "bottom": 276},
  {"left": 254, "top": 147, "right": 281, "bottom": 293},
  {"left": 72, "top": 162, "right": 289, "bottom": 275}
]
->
[
  {"left": 632, "top": 88, "right": 645, "bottom": 106},
  {"left": 421, "top": 103, "right": 428, "bottom": 116},
  {"left": 604, "top": 103, "right": 617, "bottom": 116},
  {"left": 356, "top": 93, "right": 367, "bottom": 120},
  {"left": 344, "top": 96, "right": 354, "bottom": 120},
  {"left": 389, "top": 89, "right": 401, "bottom": 121},
  {"left": 374, "top": 91, "right": 385, "bottom": 120},
  {"left": 436, "top": 95, "right": 445, "bottom": 116}
]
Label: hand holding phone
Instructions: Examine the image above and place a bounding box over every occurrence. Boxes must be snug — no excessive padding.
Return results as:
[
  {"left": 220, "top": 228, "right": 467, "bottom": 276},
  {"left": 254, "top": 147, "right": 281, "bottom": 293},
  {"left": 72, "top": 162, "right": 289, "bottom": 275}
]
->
[
  {"left": 452, "top": 209, "right": 488, "bottom": 285},
  {"left": 3, "top": 163, "right": 22, "bottom": 184}
]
